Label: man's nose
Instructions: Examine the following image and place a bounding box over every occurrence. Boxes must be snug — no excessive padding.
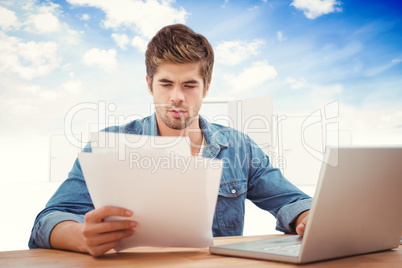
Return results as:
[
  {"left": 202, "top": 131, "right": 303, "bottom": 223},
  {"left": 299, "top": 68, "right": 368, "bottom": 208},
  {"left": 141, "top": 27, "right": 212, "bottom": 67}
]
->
[{"left": 170, "top": 86, "right": 185, "bottom": 104}]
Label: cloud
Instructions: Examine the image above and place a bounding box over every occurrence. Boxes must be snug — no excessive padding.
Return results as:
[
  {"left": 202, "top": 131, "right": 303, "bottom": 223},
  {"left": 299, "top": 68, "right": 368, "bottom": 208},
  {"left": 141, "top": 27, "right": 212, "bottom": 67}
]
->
[
  {"left": 18, "top": 0, "right": 36, "bottom": 11},
  {"left": 247, "top": 6, "right": 258, "bottom": 11},
  {"left": 276, "top": 81, "right": 402, "bottom": 146},
  {"left": 290, "top": 0, "right": 342, "bottom": 19},
  {"left": 0, "top": 5, "right": 20, "bottom": 30},
  {"left": 1, "top": 2, "right": 80, "bottom": 44},
  {"left": 215, "top": 39, "right": 265, "bottom": 65},
  {"left": 67, "top": 0, "right": 188, "bottom": 39},
  {"left": 131, "top": 35, "right": 148, "bottom": 52},
  {"left": 0, "top": 76, "right": 87, "bottom": 135},
  {"left": 82, "top": 48, "right": 118, "bottom": 72},
  {"left": 64, "top": 29, "right": 80, "bottom": 45},
  {"left": 0, "top": 31, "right": 60, "bottom": 79},
  {"left": 223, "top": 61, "right": 277, "bottom": 93},
  {"left": 277, "top": 31, "right": 286, "bottom": 42},
  {"left": 25, "top": 4, "right": 61, "bottom": 33},
  {"left": 312, "top": 83, "right": 342, "bottom": 100},
  {"left": 286, "top": 77, "right": 307, "bottom": 89},
  {"left": 338, "top": 103, "right": 402, "bottom": 145},
  {"left": 112, "top": 33, "right": 130, "bottom": 50},
  {"left": 366, "top": 58, "right": 402, "bottom": 77},
  {"left": 80, "top": 13, "right": 90, "bottom": 21},
  {"left": 60, "top": 79, "right": 83, "bottom": 95}
]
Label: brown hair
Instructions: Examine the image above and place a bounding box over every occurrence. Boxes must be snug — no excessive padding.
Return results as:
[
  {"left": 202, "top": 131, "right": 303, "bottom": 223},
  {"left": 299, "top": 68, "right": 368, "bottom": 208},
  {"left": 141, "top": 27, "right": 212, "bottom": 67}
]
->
[{"left": 145, "top": 24, "right": 214, "bottom": 92}]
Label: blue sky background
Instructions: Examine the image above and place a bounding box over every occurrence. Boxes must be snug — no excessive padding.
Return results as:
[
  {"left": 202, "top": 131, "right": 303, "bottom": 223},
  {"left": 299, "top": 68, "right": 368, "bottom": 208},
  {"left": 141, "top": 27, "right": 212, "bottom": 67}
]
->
[{"left": 0, "top": 0, "right": 401, "bottom": 144}]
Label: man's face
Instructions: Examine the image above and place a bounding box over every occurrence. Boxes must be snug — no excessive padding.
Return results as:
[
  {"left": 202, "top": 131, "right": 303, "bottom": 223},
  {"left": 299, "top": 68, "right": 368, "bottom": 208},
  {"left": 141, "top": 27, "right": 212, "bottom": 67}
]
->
[{"left": 147, "top": 62, "right": 209, "bottom": 131}]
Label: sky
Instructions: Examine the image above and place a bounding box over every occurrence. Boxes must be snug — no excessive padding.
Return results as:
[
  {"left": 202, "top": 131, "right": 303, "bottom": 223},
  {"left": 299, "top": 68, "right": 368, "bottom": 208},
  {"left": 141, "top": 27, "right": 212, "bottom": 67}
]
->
[{"left": 0, "top": 0, "right": 401, "bottom": 145}]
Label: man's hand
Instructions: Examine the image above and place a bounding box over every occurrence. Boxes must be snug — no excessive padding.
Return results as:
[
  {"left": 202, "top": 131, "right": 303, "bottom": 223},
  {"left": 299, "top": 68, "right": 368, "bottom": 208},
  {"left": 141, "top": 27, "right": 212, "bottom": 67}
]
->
[
  {"left": 295, "top": 210, "right": 309, "bottom": 236},
  {"left": 81, "top": 206, "right": 137, "bottom": 256},
  {"left": 50, "top": 206, "right": 137, "bottom": 257}
]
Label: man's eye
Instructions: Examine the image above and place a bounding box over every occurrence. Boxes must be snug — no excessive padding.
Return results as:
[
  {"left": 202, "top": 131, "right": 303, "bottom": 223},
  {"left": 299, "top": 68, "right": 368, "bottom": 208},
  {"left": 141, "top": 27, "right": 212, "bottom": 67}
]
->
[
  {"left": 161, "top": 84, "right": 172, "bottom": 87},
  {"left": 185, "top": 85, "right": 196, "bottom": 89}
]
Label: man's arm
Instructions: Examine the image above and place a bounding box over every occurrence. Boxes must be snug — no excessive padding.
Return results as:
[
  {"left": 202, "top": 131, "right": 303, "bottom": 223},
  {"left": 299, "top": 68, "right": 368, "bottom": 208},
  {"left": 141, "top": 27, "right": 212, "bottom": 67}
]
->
[
  {"left": 29, "top": 142, "right": 136, "bottom": 255},
  {"left": 50, "top": 206, "right": 137, "bottom": 257},
  {"left": 244, "top": 135, "right": 312, "bottom": 234}
]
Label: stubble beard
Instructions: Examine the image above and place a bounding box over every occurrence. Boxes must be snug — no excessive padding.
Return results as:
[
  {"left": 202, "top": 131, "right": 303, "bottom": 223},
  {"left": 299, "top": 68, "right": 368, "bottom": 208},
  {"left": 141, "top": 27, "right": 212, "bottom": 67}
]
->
[{"left": 155, "top": 105, "right": 198, "bottom": 130}]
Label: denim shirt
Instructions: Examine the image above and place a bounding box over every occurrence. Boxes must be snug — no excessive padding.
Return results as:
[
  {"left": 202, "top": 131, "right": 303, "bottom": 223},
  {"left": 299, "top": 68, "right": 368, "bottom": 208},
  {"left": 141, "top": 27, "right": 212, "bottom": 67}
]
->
[{"left": 29, "top": 113, "right": 312, "bottom": 249}]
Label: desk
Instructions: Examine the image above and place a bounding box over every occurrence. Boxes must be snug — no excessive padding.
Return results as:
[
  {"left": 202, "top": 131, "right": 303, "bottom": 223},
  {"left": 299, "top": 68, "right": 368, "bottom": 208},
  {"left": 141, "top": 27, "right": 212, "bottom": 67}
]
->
[{"left": 1, "top": 235, "right": 401, "bottom": 267}]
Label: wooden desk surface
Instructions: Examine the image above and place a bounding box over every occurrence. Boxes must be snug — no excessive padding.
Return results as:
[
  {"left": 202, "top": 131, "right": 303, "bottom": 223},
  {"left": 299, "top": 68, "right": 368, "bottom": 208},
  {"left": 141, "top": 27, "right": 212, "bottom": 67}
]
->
[{"left": 1, "top": 235, "right": 401, "bottom": 267}]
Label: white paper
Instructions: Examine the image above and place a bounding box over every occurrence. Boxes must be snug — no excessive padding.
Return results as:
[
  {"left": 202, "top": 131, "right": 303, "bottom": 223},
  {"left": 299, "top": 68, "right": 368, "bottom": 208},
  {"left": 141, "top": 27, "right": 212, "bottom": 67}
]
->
[
  {"left": 78, "top": 134, "right": 222, "bottom": 251},
  {"left": 90, "top": 132, "right": 191, "bottom": 157}
]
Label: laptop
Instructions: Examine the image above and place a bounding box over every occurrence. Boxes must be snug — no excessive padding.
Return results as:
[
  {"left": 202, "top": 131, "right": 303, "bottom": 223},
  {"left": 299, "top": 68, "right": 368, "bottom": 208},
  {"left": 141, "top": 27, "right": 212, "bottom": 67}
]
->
[{"left": 210, "top": 147, "right": 402, "bottom": 264}]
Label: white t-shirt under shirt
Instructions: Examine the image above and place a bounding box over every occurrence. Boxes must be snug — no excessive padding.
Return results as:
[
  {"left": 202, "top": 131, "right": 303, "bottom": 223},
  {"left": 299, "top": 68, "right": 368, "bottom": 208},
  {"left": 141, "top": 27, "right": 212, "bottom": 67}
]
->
[{"left": 197, "top": 135, "right": 206, "bottom": 157}]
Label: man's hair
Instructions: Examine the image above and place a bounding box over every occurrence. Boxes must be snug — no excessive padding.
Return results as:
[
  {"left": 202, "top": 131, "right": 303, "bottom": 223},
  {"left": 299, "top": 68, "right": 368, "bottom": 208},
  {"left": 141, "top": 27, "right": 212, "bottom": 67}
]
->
[{"left": 145, "top": 24, "right": 214, "bottom": 92}]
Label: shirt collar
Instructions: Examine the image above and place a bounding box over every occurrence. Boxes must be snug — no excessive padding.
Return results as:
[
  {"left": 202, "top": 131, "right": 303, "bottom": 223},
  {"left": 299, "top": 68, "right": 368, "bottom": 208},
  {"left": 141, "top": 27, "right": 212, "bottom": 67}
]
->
[
  {"left": 199, "top": 115, "right": 228, "bottom": 158},
  {"left": 143, "top": 113, "right": 159, "bottom": 136}
]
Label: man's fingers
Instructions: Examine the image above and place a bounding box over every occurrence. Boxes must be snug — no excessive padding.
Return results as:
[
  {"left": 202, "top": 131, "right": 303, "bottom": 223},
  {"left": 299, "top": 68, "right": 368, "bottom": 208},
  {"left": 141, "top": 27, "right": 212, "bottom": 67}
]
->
[
  {"left": 85, "top": 206, "right": 133, "bottom": 223},
  {"left": 296, "top": 222, "right": 306, "bottom": 236},
  {"left": 82, "top": 206, "right": 136, "bottom": 256},
  {"left": 301, "top": 215, "right": 308, "bottom": 224},
  {"left": 296, "top": 215, "right": 308, "bottom": 236},
  {"left": 87, "top": 241, "right": 119, "bottom": 257},
  {"left": 85, "top": 229, "right": 134, "bottom": 250},
  {"left": 83, "top": 220, "right": 137, "bottom": 237}
]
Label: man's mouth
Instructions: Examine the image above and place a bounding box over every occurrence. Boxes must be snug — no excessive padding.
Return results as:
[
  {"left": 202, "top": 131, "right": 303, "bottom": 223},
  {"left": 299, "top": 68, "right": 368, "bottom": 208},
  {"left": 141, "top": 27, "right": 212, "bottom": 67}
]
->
[{"left": 169, "top": 109, "right": 186, "bottom": 118}]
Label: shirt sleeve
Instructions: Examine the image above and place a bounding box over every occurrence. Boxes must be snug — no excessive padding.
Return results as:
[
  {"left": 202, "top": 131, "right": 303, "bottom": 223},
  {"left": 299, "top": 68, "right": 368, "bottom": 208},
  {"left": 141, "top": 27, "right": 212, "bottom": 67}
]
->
[
  {"left": 244, "top": 135, "right": 312, "bottom": 234},
  {"left": 28, "top": 143, "right": 94, "bottom": 249},
  {"left": 276, "top": 199, "right": 312, "bottom": 233}
]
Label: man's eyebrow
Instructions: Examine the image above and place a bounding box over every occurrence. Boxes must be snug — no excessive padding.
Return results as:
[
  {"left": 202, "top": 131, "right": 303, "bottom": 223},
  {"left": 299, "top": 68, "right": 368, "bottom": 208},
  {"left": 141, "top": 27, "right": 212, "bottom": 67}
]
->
[
  {"left": 158, "top": 79, "right": 199, "bottom": 84},
  {"left": 158, "top": 78, "right": 173, "bottom": 83},
  {"left": 183, "top": 80, "right": 199, "bottom": 84}
]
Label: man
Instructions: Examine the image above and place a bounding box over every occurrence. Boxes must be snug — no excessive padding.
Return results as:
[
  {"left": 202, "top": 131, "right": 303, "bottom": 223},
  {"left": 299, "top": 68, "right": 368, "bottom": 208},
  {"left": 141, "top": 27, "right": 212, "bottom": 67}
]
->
[{"left": 29, "top": 24, "right": 311, "bottom": 257}]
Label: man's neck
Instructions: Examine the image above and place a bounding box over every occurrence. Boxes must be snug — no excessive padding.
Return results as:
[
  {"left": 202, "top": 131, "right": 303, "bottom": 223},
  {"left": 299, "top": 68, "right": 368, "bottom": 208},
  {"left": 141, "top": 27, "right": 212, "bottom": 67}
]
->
[{"left": 156, "top": 115, "right": 203, "bottom": 156}]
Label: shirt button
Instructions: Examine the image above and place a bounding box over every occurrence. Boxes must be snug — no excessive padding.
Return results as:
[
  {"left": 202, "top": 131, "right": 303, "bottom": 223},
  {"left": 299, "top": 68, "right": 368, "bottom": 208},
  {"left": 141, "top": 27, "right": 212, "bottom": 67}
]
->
[{"left": 231, "top": 189, "right": 236, "bottom": 194}]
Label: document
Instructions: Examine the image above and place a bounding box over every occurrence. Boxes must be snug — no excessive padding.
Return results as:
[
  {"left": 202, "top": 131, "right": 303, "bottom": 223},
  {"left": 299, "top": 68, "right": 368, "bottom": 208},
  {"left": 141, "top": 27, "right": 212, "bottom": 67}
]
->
[
  {"left": 78, "top": 132, "right": 222, "bottom": 251},
  {"left": 90, "top": 131, "right": 192, "bottom": 157}
]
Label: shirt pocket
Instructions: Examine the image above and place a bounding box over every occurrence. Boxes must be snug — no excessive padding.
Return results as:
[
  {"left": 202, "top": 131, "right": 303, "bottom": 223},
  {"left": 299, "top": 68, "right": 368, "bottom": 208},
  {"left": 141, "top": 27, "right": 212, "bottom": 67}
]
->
[{"left": 216, "top": 180, "right": 247, "bottom": 230}]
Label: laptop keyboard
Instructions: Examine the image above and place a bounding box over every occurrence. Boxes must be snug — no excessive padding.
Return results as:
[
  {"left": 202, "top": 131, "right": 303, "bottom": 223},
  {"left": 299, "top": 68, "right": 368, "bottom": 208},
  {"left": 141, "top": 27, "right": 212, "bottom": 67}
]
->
[{"left": 262, "top": 243, "right": 301, "bottom": 256}]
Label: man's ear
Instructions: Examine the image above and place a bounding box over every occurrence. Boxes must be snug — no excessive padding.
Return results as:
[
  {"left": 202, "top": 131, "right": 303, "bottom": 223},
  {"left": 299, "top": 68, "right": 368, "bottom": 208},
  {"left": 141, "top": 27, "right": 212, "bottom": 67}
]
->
[
  {"left": 146, "top": 76, "right": 153, "bottom": 95},
  {"left": 203, "top": 83, "right": 210, "bottom": 98}
]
